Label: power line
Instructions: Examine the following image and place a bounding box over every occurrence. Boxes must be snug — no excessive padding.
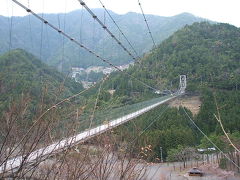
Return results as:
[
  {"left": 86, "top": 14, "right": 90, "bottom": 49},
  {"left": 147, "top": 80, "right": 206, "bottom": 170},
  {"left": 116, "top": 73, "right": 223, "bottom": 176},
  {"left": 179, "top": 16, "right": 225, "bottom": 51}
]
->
[
  {"left": 137, "top": 0, "right": 156, "bottom": 49},
  {"left": 98, "top": 0, "right": 141, "bottom": 60},
  {"left": 11, "top": 0, "right": 160, "bottom": 93},
  {"left": 77, "top": 0, "right": 138, "bottom": 62},
  {"left": 181, "top": 107, "right": 240, "bottom": 169}
]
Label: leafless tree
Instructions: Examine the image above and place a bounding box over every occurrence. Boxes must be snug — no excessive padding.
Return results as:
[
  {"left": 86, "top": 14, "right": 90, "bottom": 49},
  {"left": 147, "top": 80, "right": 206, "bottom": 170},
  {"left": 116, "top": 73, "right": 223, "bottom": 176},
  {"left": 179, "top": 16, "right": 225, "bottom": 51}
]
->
[{"left": 0, "top": 84, "right": 149, "bottom": 179}]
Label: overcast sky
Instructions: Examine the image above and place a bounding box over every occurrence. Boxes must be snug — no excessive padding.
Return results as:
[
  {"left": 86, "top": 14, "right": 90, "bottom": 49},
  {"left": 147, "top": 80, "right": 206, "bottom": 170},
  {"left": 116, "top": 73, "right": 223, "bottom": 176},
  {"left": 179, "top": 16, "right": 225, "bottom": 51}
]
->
[{"left": 1, "top": 0, "right": 240, "bottom": 27}]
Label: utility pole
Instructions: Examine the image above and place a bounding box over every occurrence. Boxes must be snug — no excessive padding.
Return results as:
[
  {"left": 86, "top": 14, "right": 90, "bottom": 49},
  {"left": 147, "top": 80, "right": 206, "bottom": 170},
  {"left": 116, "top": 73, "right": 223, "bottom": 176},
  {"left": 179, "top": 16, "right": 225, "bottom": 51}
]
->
[{"left": 160, "top": 146, "right": 163, "bottom": 163}]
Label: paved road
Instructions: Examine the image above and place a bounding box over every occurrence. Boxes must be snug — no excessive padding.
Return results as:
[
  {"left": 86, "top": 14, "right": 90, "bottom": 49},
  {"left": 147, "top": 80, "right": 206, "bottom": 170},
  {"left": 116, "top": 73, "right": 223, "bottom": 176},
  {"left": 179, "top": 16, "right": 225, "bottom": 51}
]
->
[
  {"left": 144, "top": 163, "right": 186, "bottom": 180},
  {"left": 144, "top": 162, "right": 240, "bottom": 180}
]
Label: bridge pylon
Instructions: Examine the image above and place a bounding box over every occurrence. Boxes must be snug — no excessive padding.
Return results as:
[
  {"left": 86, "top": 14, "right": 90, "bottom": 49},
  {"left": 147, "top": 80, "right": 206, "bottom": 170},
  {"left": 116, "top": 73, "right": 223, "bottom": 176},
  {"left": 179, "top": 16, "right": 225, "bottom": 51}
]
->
[{"left": 179, "top": 75, "right": 187, "bottom": 94}]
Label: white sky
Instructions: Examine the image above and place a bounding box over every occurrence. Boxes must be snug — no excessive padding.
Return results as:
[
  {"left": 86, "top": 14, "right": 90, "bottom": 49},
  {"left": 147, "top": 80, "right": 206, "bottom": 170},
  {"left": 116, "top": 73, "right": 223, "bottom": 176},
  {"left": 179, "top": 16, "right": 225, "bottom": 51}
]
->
[{"left": 1, "top": 0, "right": 240, "bottom": 27}]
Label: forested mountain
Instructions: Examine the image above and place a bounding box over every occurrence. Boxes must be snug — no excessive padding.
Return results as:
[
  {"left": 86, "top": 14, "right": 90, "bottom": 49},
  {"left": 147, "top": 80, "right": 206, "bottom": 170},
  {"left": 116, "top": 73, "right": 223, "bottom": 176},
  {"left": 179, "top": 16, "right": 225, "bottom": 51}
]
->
[
  {"left": 103, "top": 22, "right": 240, "bottom": 161},
  {"left": 1, "top": 19, "right": 239, "bottom": 166},
  {"left": 0, "top": 49, "right": 83, "bottom": 112},
  {"left": 107, "top": 22, "right": 240, "bottom": 94},
  {"left": 0, "top": 10, "right": 205, "bottom": 71}
]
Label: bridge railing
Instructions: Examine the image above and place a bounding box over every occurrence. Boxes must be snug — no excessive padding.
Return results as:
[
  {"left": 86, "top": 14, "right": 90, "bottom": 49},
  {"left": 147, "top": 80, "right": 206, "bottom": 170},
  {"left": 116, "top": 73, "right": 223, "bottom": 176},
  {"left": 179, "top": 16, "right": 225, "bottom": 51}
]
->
[
  {"left": 0, "top": 95, "right": 176, "bottom": 173},
  {"left": 74, "top": 95, "right": 173, "bottom": 132}
]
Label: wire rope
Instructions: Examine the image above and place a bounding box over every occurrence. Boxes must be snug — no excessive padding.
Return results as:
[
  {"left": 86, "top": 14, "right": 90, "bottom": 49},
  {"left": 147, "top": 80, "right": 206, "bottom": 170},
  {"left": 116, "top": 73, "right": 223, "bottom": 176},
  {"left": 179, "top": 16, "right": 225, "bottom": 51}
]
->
[
  {"left": 137, "top": 0, "right": 156, "bottom": 49},
  {"left": 98, "top": 0, "right": 140, "bottom": 59},
  {"left": 77, "top": 0, "right": 138, "bottom": 62},
  {"left": 11, "top": 0, "right": 162, "bottom": 94},
  {"left": 39, "top": 0, "right": 44, "bottom": 61},
  {"left": 27, "top": 0, "right": 33, "bottom": 52}
]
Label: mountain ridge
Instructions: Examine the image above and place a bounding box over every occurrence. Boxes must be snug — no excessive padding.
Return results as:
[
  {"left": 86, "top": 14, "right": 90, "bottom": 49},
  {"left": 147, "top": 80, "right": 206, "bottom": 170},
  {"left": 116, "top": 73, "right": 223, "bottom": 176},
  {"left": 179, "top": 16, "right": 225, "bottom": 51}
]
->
[{"left": 0, "top": 9, "right": 207, "bottom": 71}]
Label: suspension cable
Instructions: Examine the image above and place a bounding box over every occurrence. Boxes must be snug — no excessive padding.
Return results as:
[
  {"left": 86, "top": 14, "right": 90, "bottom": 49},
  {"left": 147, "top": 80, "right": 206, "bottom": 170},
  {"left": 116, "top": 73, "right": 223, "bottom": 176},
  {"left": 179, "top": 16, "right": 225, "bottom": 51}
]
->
[
  {"left": 77, "top": 0, "right": 138, "bottom": 62},
  {"left": 88, "top": 75, "right": 106, "bottom": 129},
  {"left": 137, "top": 0, "right": 156, "bottom": 49},
  {"left": 79, "top": 6, "right": 84, "bottom": 43},
  {"left": 27, "top": 0, "right": 33, "bottom": 52},
  {"left": 8, "top": 1, "right": 13, "bottom": 52},
  {"left": 11, "top": 0, "right": 160, "bottom": 93},
  {"left": 39, "top": 0, "right": 44, "bottom": 61},
  {"left": 98, "top": 0, "right": 140, "bottom": 59}
]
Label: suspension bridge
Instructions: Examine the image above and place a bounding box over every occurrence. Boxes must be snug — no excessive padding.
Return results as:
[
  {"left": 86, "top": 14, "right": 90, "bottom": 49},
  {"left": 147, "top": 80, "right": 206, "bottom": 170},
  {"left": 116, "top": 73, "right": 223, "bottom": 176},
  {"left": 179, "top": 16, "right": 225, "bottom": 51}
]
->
[
  {"left": 0, "top": 0, "right": 239, "bottom": 177},
  {"left": 0, "top": 0, "right": 189, "bottom": 175},
  {"left": 0, "top": 76, "right": 186, "bottom": 173}
]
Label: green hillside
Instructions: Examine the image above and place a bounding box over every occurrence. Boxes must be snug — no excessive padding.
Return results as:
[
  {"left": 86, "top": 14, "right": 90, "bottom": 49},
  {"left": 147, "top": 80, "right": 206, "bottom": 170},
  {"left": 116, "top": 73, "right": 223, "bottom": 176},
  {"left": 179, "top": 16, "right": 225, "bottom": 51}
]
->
[
  {"left": 143, "top": 22, "right": 240, "bottom": 90},
  {"left": 107, "top": 22, "right": 240, "bottom": 94},
  {"left": 103, "top": 22, "right": 240, "bottom": 161},
  {"left": 0, "top": 49, "right": 83, "bottom": 112}
]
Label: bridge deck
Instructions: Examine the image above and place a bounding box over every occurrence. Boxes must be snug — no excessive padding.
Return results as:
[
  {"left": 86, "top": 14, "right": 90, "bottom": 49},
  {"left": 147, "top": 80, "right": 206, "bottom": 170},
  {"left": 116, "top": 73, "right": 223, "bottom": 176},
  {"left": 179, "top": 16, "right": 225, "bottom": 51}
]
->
[{"left": 0, "top": 95, "right": 176, "bottom": 173}]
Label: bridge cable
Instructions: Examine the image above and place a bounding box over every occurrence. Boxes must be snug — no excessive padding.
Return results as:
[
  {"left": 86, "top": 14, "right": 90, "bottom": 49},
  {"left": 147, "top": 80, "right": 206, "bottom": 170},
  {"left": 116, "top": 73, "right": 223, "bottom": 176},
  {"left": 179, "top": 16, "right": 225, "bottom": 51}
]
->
[
  {"left": 77, "top": 0, "right": 138, "bottom": 63},
  {"left": 98, "top": 0, "right": 141, "bottom": 60},
  {"left": 78, "top": 0, "right": 172, "bottom": 94},
  {"left": 128, "top": 105, "right": 169, "bottom": 147},
  {"left": 102, "top": 10, "right": 106, "bottom": 58},
  {"left": 8, "top": 1, "right": 13, "bottom": 52},
  {"left": 120, "top": 104, "right": 170, "bottom": 178},
  {"left": 137, "top": 0, "right": 156, "bottom": 49},
  {"left": 90, "top": 18, "right": 96, "bottom": 68},
  {"left": 57, "top": 14, "right": 63, "bottom": 72},
  {"left": 62, "top": 0, "right": 67, "bottom": 72},
  {"left": 45, "top": 24, "right": 50, "bottom": 61},
  {"left": 0, "top": 76, "right": 109, "bottom": 166},
  {"left": 181, "top": 106, "right": 240, "bottom": 169},
  {"left": 39, "top": 0, "right": 45, "bottom": 61},
  {"left": 11, "top": 0, "right": 160, "bottom": 93},
  {"left": 0, "top": 0, "right": 14, "bottom": 164},
  {"left": 88, "top": 75, "right": 106, "bottom": 129},
  {"left": 79, "top": 6, "right": 84, "bottom": 43},
  {"left": 78, "top": 6, "right": 84, "bottom": 67},
  {"left": 27, "top": 0, "right": 33, "bottom": 52}
]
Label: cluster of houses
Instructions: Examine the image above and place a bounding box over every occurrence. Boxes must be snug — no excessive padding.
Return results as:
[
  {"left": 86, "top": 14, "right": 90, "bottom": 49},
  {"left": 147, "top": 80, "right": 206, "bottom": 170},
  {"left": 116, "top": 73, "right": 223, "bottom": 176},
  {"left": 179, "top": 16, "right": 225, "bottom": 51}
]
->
[{"left": 71, "top": 63, "right": 133, "bottom": 88}]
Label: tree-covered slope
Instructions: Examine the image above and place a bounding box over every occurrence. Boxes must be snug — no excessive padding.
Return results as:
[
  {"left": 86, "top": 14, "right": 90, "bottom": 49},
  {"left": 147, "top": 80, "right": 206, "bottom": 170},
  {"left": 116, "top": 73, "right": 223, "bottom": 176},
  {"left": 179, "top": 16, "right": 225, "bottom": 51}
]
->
[
  {"left": 107, "top": 22, "right": 240, "bottom": 95},
  {"left": 0, "top": 10, "right": 205, "bottom": 71},
  {"left": 0, "top": 49, "right": 83, "bottom": 111},
  {"left": 144, "top": 22, "right": 240, "bottom": 90},
  {"left": 105, "top": 22, "right": 240, "bottom": 135},
  {"left": 103, "top": 22, "right": 240, "bottom": 161}
]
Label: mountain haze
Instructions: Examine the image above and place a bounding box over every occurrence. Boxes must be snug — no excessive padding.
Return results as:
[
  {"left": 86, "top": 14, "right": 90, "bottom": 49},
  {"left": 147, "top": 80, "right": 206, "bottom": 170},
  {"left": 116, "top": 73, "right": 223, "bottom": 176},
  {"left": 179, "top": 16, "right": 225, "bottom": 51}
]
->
[{"left": 0, "top": 9, "right": 206, "bottom": 71}]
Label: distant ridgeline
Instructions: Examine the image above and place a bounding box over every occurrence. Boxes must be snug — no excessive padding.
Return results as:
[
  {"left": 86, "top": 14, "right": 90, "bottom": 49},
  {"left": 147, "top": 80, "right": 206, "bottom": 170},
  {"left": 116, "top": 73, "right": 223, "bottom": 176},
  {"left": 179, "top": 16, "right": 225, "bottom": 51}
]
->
[
  {"left": 0, "top": 11, "right": 205, "bottom": 70},
  {"left": 0, "top": 49, "right": 83, "bottom": 113}
]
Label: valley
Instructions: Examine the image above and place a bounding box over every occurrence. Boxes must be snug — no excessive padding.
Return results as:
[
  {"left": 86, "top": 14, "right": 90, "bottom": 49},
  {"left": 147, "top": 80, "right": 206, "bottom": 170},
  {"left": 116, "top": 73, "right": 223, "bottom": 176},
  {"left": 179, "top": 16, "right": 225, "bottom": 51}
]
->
[{"left": 0, "top": 2, "right": 240, "bottom": 179}]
